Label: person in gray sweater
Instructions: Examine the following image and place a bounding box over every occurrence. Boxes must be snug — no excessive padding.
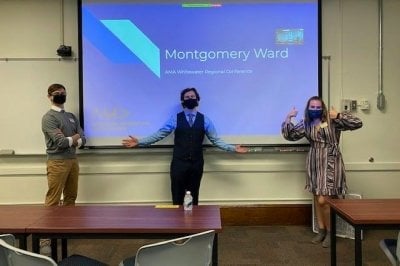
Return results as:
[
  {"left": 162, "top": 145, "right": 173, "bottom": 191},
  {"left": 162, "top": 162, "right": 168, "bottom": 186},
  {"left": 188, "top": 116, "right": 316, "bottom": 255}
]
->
[
  {"left": 40, "top": 83, "right": 86, "bottom": 255},
  {"left": 41, "top": 83, "right": 86, "bottom": 206}
]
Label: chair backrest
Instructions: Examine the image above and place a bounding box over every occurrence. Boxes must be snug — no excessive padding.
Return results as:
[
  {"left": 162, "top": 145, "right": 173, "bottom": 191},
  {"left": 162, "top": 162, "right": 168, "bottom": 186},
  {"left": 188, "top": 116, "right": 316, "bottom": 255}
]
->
[
  {"left": 0, "top": 239, "right": 57, "bottom": 266},
  {"left": 0, "top": 234, "right": 16, "bottom": 246},
  {"left": 397, "top": 231, "right": 400, "bottom": 263},
  {"left": 379, "top": 231, "right": 400, "bottom": 266},
  {"left": 135, "top": 230, "right": 215, "bottom": 266},
  {"left": 0, "top": 234, "right": 16, "bottom": 266}
]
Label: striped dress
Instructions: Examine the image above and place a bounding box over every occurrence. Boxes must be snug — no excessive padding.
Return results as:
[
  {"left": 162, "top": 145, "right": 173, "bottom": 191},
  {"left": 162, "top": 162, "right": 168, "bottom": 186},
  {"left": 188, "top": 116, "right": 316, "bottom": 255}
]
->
[{"left": 281, "top": 113, "right": 363, "bottom": 196}]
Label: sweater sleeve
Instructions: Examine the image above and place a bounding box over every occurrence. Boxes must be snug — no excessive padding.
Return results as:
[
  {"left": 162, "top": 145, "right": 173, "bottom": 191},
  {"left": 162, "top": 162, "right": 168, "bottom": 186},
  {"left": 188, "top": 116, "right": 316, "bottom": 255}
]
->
[{"left": 41, "top": 112, "right": 70, "bottom": 149}]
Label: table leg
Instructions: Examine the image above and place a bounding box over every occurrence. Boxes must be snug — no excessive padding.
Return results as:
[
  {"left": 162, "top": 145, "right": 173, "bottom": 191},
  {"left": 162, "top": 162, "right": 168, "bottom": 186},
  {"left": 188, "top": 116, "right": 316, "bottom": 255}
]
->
[
  {"left": 51, "top": 239, "right": 57, "bottom": 261},
  {"left": 32, "top": 235, "right": 40, "bottom": 254},
  {"left": 330, "top": 207, "right": 337, "bottom": 266},
  {"left": 212, "top": 234, "right": 218, "bottom": 266},
  {"left": 62, "top": 238, "right": 68, "bottom": 259},
  {"left": 15, "top": 234, "right": 27, "bottom": 250},
  {"left": 354, "top": 227, "right": 362, "bottom": 266}
]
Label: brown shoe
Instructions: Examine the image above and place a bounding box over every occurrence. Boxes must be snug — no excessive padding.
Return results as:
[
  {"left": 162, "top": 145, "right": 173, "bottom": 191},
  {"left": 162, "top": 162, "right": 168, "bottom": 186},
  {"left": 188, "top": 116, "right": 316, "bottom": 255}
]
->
[
  {"left": 311, "top": 229, "right": 326, "bottom": 244},
  {"left": 322, "top": 233, "right": 331, "bottom": 248}
]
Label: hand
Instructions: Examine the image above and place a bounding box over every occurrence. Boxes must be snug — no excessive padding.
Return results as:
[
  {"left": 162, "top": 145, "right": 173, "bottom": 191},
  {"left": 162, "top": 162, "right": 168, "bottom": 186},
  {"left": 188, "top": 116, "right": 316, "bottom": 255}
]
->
[
  {"left": 329, "top": 106, "right": 340, "bottom": 119},
  {"left": 286, "top": 107, "right": 298, "bottom": 122},
  {"left": 235, "top": 145, "right": 248, "bottom": 153},
  {"left": 71, "top": 133, "right": 80, "bottom": 141},
  {"left": 122, "top": 135, "right": 139, "bottom": 148},
  {"left": 53, "top": 128, "right": 64, "bottom": 137},
  {"left": 71, "top": 133, "right": 80, "bottom": 146}
]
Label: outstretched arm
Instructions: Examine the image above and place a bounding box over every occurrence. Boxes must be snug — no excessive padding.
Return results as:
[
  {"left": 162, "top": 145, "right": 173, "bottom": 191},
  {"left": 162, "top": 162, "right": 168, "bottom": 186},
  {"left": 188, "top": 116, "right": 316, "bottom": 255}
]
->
[
  {"left": 122, "top": 115, "right": 176, "bottom": 148},
  {"left": 235, "top": 145, "right": 248, "bottom": 153},
  {"left": 122, "top": 136, "right": 139, "bottom": 148},
  {"left": 205, "top": 116, "right": 248, "bottom": 153}
]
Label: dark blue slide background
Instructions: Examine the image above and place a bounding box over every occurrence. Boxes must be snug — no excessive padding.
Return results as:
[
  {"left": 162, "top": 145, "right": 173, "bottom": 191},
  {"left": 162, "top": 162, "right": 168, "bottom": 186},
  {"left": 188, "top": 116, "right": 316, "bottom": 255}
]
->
[{"left": 80, "top": 1, "right": 319, "bottom": 146}]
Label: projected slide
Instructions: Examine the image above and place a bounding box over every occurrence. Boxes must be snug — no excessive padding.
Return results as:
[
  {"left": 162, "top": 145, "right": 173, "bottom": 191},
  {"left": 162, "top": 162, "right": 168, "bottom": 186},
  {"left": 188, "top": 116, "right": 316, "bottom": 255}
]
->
[{"left": 80, "top": 1, "right": 320, "bottom": 147}]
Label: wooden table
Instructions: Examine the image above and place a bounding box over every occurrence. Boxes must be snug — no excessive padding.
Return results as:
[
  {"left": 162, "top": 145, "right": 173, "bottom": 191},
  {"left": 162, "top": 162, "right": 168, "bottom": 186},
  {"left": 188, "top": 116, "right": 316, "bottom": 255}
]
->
[
  {"left": 27, "top": 205, "right": 222, "bottom": 265},
  {"left": 0, "top": 205, "right": 57, "bottom": 249},
  {"left": 327, "top": 198, "right": 400, "bottom": 266}
]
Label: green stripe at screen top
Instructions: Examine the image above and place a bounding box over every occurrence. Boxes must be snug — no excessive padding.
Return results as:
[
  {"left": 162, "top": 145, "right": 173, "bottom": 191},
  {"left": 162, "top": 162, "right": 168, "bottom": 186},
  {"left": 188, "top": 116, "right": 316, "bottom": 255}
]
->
[{"left": 182, "top": 3, "right": 222, "bottom": 8}]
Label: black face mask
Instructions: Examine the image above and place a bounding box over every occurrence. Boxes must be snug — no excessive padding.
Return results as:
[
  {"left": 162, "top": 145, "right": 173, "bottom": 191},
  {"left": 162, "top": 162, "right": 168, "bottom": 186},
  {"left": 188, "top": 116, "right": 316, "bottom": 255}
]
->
[
  {"left": 53, "top": 94, "right": 66, "bottom": 104},
  {"left": 308, "top": 109, "right": 323, "bottom": 120},
  {"left": 182, "top": 99, "right": 198, "bottom": 109}
]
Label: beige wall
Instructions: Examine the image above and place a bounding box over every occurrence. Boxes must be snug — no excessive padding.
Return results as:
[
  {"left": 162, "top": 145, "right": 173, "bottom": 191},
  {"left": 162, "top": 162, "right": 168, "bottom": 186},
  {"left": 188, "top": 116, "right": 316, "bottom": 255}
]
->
[{"left": 1, "top": 0, "right": 399, "bottom": 205}]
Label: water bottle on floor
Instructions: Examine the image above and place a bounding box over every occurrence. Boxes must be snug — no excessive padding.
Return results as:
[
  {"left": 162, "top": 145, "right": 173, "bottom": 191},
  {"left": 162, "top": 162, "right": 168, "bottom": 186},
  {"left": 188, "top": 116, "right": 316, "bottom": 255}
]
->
[{"left": 183, "top": 191, "right": 193, "bottom": 211}]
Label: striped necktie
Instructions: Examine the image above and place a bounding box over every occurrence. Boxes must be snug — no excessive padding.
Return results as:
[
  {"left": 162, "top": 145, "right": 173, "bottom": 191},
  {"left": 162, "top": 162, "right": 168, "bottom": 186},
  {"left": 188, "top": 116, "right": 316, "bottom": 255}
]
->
[{"left": 188, "top": 114, "right": 194, "bottom": 127}]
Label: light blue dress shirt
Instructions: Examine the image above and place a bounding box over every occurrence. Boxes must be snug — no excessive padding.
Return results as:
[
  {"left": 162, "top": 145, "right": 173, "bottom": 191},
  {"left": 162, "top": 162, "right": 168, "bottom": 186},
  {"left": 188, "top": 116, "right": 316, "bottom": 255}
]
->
[{"left": 138, "top": 110, "right": 235, "bottom": 152}]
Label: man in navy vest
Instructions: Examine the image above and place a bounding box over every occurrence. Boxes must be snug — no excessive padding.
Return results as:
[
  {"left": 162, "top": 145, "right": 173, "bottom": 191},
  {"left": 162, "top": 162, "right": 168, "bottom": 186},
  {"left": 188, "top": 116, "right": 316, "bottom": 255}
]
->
[{"left": 122, "top": 88, "right": 248, "bottom": 205}]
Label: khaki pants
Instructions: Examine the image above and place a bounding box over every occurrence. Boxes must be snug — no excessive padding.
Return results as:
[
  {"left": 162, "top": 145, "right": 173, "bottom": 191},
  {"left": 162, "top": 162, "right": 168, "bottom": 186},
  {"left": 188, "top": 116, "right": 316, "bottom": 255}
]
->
[{"left": 45, "top": 158, "right": 79, "bottom": 206}]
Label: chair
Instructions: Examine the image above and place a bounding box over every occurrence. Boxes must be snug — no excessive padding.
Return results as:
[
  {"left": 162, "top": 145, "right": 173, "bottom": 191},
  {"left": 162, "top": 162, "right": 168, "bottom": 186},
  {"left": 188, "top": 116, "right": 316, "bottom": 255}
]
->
[
  {"left": 0, "top": 235, "right": 12, "bottom": 266},
  {"left": 119, "top": 230, "right": 215, "bottom": 266},
  {"left": 379, "top": 231, "right": 400, "bottom": 266},
  {"left": 0, "top": 234, "right": 16, "bottom": 246},
  {"left": 0, "top": 238, "right": 57, "bottom": 266},
  {"left": 0, "top": 234, "right": 107, "bottom": 266}
]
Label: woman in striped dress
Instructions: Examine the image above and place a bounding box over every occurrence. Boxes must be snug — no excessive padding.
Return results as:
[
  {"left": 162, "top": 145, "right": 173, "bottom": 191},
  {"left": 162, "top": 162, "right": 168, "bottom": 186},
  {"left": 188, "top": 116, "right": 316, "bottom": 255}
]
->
[{"left": 281, "top": 96, "right": 362, "bottom": 248}]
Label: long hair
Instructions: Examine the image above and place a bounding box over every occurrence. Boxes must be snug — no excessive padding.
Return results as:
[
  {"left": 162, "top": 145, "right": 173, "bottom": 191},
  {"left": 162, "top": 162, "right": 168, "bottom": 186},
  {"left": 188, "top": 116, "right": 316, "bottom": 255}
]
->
[{"left": 303, "top": 96, "right": 328, "bottom": 125}]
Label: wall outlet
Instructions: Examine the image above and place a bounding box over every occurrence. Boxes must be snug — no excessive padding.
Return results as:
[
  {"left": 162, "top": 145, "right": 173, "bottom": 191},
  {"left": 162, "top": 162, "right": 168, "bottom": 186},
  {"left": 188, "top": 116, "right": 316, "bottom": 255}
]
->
[
  {"left": 350, "top": 100, "right": 357, "bottom": 111},
  {"left": 341, "top": 99, "right": 357, "bottom": 112},
  {"left": 341, "top": 99, "right": 351, "bottom": 111}
]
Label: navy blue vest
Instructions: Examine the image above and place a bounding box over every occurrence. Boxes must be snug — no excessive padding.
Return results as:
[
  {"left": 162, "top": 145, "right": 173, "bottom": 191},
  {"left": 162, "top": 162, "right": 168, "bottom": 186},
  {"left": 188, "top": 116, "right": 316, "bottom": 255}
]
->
[{"left": 173, "top": 111, "right": 205, "bottom": 161}]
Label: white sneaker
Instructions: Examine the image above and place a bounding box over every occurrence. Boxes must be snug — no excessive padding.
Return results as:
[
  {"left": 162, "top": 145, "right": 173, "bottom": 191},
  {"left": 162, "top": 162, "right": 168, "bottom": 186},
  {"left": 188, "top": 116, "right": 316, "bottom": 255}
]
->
[{"left": 39, "top": 239, "right": 52, "bottom": 256}]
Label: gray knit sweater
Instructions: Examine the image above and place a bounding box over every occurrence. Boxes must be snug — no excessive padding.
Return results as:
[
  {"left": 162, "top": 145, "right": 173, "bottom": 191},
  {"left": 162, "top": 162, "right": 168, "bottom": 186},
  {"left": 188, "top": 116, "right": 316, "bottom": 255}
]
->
[{"left": 41, "top": 109, "right": 86, "bottom": 159}]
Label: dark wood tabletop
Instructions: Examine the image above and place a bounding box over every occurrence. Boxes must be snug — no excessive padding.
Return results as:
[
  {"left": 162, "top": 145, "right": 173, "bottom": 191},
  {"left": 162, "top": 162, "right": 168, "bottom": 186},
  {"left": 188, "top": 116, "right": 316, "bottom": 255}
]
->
[
  {"left": 326, "top": 198, "right": 400, "bottom": 225},
  {"left": 0, "top": 205, "right": 57, "bottom": 233},
  {"left": 26, "top": 205, "right": 222, "bottom": 233},
  {"left": 0, "top": 205, "right": 60, "bottom": 249}
]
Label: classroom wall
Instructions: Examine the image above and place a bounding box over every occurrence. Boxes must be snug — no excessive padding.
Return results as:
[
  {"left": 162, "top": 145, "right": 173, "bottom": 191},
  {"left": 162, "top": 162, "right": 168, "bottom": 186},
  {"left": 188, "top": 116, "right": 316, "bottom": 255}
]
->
[{"left": 1, "top": 0, "right": 399, "bottom": 205}]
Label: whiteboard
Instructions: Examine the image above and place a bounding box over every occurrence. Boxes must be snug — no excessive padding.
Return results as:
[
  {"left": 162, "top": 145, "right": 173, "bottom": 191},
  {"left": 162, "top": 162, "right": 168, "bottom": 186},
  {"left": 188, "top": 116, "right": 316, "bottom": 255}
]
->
[
  {"left": 0, "top": 59, "right": 80, "bottom": 154},
  {"left": 0, "top": 0, "right": 80, "bottom": 155}
]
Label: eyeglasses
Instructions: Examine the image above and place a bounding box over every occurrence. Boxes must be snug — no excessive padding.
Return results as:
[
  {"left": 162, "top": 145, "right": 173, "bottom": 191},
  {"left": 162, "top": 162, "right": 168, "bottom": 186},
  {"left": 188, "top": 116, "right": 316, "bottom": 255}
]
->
[{"left": 51, "top": 92, "right": 66, "bottom": 96}]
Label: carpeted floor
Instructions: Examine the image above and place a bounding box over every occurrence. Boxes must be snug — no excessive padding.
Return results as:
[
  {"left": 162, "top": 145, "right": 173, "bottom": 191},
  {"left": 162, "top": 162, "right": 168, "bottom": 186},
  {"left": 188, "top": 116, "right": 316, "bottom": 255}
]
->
[{"left": 54, "top": 226, "right": 396, "bottom": 265}]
